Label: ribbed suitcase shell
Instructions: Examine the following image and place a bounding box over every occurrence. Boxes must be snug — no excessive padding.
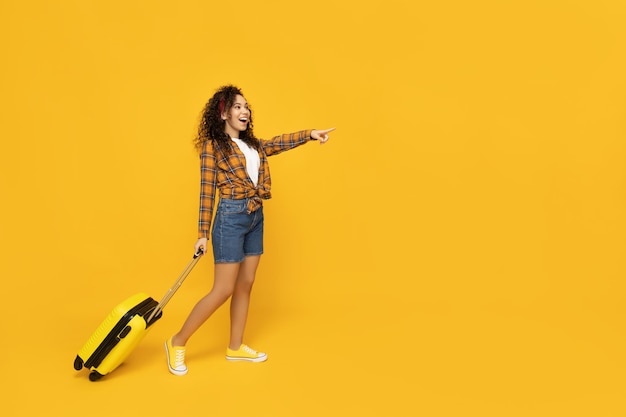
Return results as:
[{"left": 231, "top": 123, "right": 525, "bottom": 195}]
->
[{"left": 74, "top": 293, "right": 162, "bottom": 381}]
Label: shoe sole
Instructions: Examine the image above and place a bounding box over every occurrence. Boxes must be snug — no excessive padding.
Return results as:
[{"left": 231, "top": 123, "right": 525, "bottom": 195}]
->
[
  {"left": 164, "top": 341, "right": 188, "bottom": 376},
  {"left": 225, "top": 354, "right": 268, "bottom": 363}
]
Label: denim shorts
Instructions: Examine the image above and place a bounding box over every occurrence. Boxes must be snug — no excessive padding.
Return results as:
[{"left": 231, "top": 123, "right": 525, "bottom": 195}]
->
[{"left": 211, "top": 198, "right": 264, "bottom": 263}]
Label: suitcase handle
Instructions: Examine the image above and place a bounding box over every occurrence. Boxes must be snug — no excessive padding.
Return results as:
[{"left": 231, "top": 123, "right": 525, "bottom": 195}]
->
[{"left": 146, "top": 248, "right": 204, "bottom": 324}]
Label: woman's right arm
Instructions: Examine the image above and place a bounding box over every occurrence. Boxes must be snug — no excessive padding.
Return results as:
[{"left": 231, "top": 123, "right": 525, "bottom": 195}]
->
[{"left": 196, "top": 141, "right": 217, "bottom": 252}]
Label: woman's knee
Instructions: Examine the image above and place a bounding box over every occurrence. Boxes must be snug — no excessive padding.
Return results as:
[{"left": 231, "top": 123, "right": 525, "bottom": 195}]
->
[
  {"left": 236, "top": 273, "right": 256, "bottom": 291},
  {"left": 211, "top": 262, "right": 240, "bottom": 301},
  {"left": 210, "top": 283, "right": 236, "bottom": 303}
]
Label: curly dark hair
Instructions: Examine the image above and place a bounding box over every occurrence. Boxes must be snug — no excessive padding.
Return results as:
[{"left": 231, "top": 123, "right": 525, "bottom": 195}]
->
[{"left": 193, "top": 85, "right": 259, "bottom": 155}]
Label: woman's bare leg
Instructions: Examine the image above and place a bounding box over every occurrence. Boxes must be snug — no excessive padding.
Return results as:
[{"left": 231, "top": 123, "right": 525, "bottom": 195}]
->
[
  {"left": 171, "top": 262, "right": 240, "bottom": 346},
  {"left": 229, "top": 255, "right": 261, "bottom": 350}
]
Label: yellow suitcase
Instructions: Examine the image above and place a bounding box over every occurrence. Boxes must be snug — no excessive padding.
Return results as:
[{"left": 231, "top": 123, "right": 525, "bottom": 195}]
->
[{"left": 74, "top": 250, "right": 203, "bottom": 381}]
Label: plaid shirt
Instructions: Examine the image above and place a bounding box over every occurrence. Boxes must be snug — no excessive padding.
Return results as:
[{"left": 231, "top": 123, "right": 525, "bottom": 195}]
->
[{"left": 198, "top": 130, "right": 313, "bottom": 238}]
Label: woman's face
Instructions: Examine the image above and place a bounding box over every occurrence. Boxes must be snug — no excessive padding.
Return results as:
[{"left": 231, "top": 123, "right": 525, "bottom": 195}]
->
[{"left": 222, "top": 94, "right": 250, "bottom": 138}]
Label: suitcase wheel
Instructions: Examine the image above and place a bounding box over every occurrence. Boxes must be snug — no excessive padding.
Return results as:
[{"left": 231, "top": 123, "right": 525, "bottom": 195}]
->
[
  {"left": 74, "top": 356, "right": 83, "bottom": 371},
  {"left": 89, "top": 371, "right": 104, "bottom": 382}
]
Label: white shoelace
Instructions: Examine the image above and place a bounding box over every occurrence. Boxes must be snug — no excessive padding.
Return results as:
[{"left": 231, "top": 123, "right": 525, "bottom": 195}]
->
[
  {"left": 242, "top": 345, "right": 257, "bottom": 355},
  {"left": 174, "top": 349, "right": 185, "bottom": 366}
]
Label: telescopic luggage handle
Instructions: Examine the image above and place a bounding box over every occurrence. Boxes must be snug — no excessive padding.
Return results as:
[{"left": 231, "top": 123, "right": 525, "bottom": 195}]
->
[{"left": 146, "top": 248, "right": 204, "bottom": 324}]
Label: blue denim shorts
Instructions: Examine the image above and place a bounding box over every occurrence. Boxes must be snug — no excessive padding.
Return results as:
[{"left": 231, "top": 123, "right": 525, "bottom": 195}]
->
[{"left": 211, "top": 198, "right": 264, "bottom": 263}]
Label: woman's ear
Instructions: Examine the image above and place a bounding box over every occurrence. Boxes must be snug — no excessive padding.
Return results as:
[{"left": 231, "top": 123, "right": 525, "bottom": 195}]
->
[{"left": 219, "top": 99, "right": 226, "bottom": 119}]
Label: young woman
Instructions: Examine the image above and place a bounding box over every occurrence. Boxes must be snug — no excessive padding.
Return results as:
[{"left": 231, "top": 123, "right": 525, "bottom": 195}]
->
[{"left": 165, "top": 85, "right": 335, "bottom": 375}]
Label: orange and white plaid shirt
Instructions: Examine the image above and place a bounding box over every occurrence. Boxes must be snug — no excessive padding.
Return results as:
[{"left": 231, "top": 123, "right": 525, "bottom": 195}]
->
[{"left": 198, "top": 130, "right": 313, "bottom": 238}]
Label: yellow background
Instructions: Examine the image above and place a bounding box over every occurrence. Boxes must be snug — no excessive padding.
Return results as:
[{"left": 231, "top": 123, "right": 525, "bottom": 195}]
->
[{"left": 1, "top": 0, "right": 625, "bottom": 415}]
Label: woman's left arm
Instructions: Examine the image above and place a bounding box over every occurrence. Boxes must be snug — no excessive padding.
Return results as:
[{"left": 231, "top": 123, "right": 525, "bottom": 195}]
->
[{"left": 261, "top": 128, "right": 336, "bottom": 156}]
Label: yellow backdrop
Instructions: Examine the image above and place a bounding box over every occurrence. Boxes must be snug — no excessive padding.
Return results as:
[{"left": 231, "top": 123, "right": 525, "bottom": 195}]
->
[{"left": 1, "top": 0, "right": 625, "bottom": 416}]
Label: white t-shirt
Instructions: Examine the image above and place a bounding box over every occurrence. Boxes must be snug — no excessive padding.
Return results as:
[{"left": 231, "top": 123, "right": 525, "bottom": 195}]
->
[{"left": 231, "top": 138, "right": 260, "bottom": 187}]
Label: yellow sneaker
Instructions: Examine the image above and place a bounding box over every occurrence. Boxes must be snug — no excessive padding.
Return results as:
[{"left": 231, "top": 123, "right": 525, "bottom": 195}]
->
[
  {"left": 226, "top": 344, "right": 268, "bottom": 362},
  {"left": 165, "top": 337, "right": 188, "bottom": 375}
]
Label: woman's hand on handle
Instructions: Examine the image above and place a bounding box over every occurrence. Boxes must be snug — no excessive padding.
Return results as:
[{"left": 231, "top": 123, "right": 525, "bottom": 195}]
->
[
  {"left": 311, "top": 128, "right": 336, "bottom": 144},
  {"left": 195, "top": 238, "right": 208, "bottom": 255}
]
